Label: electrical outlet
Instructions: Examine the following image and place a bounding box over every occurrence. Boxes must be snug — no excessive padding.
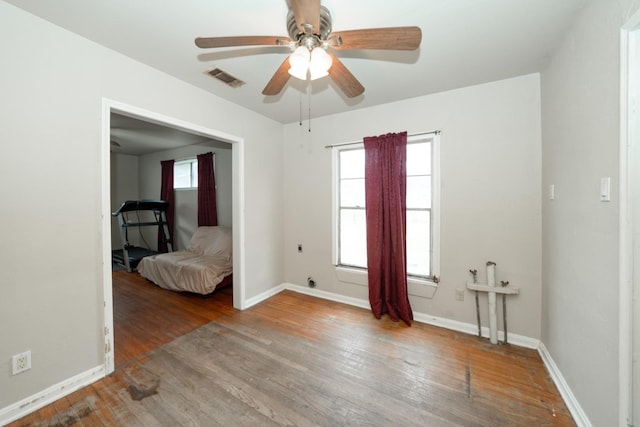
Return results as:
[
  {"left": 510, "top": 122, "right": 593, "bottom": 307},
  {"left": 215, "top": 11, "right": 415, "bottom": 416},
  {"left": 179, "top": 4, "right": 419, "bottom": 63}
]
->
[
  {"left": 455, "top": 289, "right": 465, "bottom": 301},
  {"left": 12, "top": 350, "right": 32, "bottom": 375}
]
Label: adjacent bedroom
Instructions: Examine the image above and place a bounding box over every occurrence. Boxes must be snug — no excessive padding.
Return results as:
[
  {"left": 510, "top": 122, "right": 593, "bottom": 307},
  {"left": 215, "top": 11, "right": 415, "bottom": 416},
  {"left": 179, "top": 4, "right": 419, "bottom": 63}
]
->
[{"left": 109, "top": 112, "right": 234, "bottom": 367}]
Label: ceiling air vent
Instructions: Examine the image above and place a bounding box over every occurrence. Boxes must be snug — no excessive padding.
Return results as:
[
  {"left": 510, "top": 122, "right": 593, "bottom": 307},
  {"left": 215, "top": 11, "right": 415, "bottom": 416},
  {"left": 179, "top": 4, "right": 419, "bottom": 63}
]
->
[{"left": 207, "top": 68, "right": 245, "bottom": 88}]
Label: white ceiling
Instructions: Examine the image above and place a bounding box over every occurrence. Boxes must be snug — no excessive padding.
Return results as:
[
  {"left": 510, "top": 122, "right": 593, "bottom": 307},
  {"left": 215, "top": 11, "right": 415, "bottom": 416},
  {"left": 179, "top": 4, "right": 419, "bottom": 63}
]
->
[
  {"left": 110, "top": 113, "right": 229, "bottom": 156},
  {"left": 6, "top": 0, "right": 586, "bottom": 125}
]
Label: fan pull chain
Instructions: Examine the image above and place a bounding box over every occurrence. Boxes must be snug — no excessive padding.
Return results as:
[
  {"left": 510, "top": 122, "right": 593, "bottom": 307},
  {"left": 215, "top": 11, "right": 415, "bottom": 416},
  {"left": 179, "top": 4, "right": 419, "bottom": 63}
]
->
[
  {"left": 308, "top": 85, "right": 311, "bottom": 132},
  {"left": 299, "top": 80, "right": 303, "bottom": 126}
]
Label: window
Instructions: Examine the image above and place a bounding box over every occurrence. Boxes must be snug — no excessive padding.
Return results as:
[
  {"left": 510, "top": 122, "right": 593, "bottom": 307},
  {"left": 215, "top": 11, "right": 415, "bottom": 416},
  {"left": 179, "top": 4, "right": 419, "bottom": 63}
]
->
[
  {"left": 334, "top": 133, "right": 440, "bottom": 281},
  {"left": 174, "top": 158, "right": 198, "bottom": 189}
]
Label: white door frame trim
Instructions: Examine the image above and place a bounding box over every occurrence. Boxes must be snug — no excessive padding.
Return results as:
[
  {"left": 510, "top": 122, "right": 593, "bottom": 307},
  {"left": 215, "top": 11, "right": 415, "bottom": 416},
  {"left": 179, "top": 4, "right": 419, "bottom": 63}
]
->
[
  {"left": 100, "top": 98, "right": 246, "bottom": 375},
  {"left": 620, "top": 9, "right": 640, "bottom": 426}
]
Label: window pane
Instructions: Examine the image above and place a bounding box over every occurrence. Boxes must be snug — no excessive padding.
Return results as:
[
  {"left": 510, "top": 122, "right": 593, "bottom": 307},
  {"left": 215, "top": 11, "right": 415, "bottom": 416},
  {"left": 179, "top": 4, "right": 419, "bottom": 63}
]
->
[
  {"left": 406, "top": 210, "right": 431, "bottom": 277},
  {"left": 339, "top": 208, "right": 367, "bottom": 268},
  {"left": 191, "top": 161, "right": 198, "bottom": 187},
  {"left": 174, "top": 162, "right": 192, "bottom": 188},
  {"left": 406, "top": 176, "right": 431, "bottom": 209},
  {"left": 407, "top": 141, "right": 431, "bottom": 175},
  {"left": 336, "top": 138, "right": 436, "bottom": 279},
  {"left": 174, "top": 160, "right": 198, "bottom": 188},
  {"left": 340, "top": 149, "right": 364, "bottom": 179},
  {"left": 340, "top": 178, "right": 365, "bottom": 207}
]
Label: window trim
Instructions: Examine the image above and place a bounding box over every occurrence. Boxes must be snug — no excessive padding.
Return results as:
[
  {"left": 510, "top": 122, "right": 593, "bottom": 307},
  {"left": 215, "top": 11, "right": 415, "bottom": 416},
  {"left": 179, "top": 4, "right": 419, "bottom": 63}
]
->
[{"left": 332, "top": 133, "right": 440, "bottom": 290}]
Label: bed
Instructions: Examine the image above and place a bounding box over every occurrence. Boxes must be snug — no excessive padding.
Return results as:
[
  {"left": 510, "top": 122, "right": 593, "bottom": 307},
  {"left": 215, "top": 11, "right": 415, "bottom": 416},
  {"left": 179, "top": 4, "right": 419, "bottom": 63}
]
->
[{"left": 137, "top": 226, "right": 232, "bottom": 295}]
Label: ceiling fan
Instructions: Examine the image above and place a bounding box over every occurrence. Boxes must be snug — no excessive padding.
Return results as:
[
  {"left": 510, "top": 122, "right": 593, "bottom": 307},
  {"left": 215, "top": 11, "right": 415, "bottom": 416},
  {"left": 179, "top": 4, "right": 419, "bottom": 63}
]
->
[{"left": 195, "top": 0, "right": 421, "bottom": 98}]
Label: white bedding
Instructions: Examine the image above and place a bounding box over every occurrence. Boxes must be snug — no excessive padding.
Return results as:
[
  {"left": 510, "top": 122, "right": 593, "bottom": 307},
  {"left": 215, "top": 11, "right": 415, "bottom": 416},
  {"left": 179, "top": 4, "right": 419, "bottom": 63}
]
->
[{"left": 137, "top": 226, "right": 232, "bottom": 295}]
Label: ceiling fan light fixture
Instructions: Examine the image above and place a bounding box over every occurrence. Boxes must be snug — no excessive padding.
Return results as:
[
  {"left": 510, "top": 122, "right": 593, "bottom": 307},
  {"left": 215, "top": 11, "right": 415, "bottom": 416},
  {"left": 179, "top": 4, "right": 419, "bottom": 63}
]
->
[
  {"left": 288, "top": 64, "right": 308, "bottom": 80},
  {"left": 309, "top": 68, "right": 328, "bottom": 80},
  {"left": 309, "top": 47, "right": 332, "bottom": 80},
  {"left": 288, "top": 46, "right": 310, "bottom": 80}
]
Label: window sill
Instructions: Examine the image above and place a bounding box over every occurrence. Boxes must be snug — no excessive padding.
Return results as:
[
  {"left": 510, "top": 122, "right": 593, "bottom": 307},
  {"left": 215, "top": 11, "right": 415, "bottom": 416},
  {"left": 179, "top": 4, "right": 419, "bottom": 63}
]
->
[{"left": 335, "top": 266, "right": 438, "bottom": 299}]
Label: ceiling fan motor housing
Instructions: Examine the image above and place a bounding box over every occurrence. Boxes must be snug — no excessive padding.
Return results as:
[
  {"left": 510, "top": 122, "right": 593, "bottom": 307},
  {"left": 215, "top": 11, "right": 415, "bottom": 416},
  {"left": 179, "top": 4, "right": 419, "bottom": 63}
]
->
[{"left": 287, "top": 5, "right": 332, "bottom": 42}]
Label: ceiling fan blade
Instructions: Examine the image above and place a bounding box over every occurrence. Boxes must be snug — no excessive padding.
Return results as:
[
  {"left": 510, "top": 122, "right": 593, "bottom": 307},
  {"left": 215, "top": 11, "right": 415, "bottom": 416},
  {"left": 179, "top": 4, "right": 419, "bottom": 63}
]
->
[
  {"left": 289, "top": 0, "right": 320, "bottom": 34},
  {"left": 328, "top": 26, "right": 422, "bottom": 50},
  {"left": 195, "top": 36, "right": 291, "bottom": 49},
  {"left": 327, "top": 53, "right": 364, "bottom": 98},
  {"left": 262, "top": 57, "right": 292, "bottom": 96}
]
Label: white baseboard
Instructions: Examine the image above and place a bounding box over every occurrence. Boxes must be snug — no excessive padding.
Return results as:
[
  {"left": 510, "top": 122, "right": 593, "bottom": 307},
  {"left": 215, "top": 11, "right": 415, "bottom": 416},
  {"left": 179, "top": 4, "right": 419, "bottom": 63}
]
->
[
  {"left": 281, "top": 282, "right": 539, "bottom": 349},
  {"left": 243, "top": 283, "right": 286, "bottom": 309},
  {"left": 0, "top": 365, "right": 105, "bottom": 426},
  {"left": 538, "top": 343, "right": 591, "bottom": 427},
  {"left": 283, "top": 282, "right": 371, "bottom": 310},
  {"left": 412, "top": 311, "right": 540, "bottom": 349}
]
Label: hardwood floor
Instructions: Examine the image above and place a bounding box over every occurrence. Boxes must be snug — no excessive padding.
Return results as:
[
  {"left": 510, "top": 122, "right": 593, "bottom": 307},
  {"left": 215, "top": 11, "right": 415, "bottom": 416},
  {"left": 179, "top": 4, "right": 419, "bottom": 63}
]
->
[
  {"left": 9, "top": 272, "right": 575, "bottom": 426},
  {"left": 111, "top": 270, "right": 235, "bottom": 367}
]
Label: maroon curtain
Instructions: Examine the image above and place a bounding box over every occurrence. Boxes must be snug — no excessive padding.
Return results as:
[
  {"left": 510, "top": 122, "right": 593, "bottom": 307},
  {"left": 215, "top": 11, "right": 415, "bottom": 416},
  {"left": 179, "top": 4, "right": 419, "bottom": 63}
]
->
[
  {"left": 197, "top": 152, "right": 218, "bottom": 226},
  {"left": 364, "top": 131, "right": 413, "bottom": 326},
  {"left": 158, "top": 159, "right": 175, "bottom": 253}
]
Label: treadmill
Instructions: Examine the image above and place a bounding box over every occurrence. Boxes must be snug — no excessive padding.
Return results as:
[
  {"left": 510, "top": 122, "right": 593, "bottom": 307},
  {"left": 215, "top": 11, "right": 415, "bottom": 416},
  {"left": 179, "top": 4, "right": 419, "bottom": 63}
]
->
[{"left": 112, "top": 200, "right": 173, "bottom": 272}]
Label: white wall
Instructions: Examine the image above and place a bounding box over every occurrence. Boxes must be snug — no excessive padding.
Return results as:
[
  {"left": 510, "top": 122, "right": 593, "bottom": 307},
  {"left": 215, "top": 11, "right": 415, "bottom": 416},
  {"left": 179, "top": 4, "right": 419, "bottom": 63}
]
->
[
  {"left": 0, "top": 1, "right": 283, "bottom": 413},
  {"left": 110, "top": 152, "right": 139, "bottom": 248},
  {"left": 283, "top": 74, "right": 542, "bottom": 340},
  {"left": 540, "top": 1, "right": 640, "bottom": 425}
]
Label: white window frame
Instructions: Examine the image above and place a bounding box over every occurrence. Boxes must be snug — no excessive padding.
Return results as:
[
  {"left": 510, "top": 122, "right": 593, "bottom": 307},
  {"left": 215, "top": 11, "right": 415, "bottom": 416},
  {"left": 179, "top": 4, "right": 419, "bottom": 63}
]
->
[
  {"left": 331, "top": 133, "right": 440, "bottom": 297},
  {"left": 174, "top": 157, "right": 198, "bottom": 189}
]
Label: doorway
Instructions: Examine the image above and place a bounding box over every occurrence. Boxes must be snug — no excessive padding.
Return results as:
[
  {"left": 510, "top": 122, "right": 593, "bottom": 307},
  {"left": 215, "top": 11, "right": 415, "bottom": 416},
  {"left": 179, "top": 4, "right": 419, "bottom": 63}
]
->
[{"left": 101, "top": 99, "right": 246, "bottom": 375}]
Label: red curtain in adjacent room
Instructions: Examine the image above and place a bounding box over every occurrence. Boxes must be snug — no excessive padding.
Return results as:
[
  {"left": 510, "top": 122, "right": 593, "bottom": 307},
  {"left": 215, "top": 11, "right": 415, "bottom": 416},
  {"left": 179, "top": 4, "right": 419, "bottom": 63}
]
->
[
  {"left": 158, "top": 159, "right": 175, "bottom": 253},
  {"left": 364, "top": 131, "right": 413, "bottom": 326},
  {"left": 197, "top": 152, "right": 218, "bottom": 226}
]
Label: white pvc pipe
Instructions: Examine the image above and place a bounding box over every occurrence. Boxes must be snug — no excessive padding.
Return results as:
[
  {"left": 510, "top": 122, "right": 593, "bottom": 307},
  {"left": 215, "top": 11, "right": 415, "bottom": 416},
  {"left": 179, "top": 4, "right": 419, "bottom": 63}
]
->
[{"left": 487, "top": 262, "right": 498, "bottom": 344}]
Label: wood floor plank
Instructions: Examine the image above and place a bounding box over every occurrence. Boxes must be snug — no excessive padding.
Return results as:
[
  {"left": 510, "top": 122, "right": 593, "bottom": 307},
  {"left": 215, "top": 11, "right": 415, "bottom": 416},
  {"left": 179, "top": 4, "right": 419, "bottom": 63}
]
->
[
  {"left": 111, "top": 270, "right": 234, "bottom": 367},
  {"left": 91, "top": 374, "right": 145, "bottom": 427},
  {"left": 9, "top": 272, "right": 575, "bottom": 426},
  {"left": 149, "top": 348, "right": 289, "bottom": 426}
]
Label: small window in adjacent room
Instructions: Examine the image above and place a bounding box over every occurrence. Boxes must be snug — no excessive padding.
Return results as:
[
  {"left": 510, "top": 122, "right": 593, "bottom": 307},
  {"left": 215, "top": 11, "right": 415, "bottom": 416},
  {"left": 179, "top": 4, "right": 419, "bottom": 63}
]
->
[
  {"left": 174, "top": 158, "right": 198, "bottom": 189},
  {"left": 333, "top": 133, "right": 440, "bottom": 282}
]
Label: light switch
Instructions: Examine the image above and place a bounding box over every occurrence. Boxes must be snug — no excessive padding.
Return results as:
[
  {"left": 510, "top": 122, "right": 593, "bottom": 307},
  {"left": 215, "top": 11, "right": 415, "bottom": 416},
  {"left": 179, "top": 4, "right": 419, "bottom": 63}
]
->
[
  {"left": 600, "top": 177, "right": 611, "bottom": 202},
  {"left": 549, "top": 184, "right": 555, "bottom": 200}
]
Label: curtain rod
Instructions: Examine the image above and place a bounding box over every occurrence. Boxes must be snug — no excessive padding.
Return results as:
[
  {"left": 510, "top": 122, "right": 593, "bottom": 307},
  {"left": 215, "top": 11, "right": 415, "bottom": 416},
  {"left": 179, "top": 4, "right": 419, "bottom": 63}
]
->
[{"left": 324, "top": 130, "right": 441, "bottom": 149}]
